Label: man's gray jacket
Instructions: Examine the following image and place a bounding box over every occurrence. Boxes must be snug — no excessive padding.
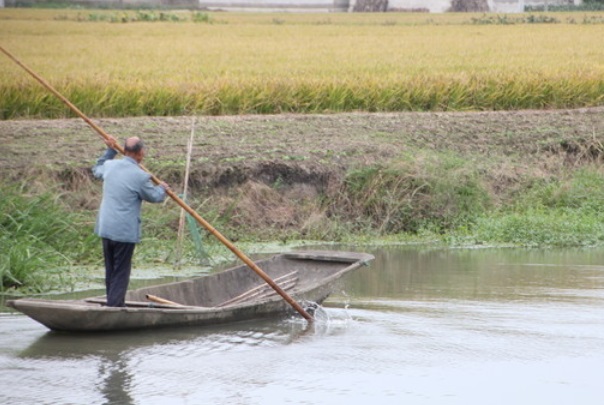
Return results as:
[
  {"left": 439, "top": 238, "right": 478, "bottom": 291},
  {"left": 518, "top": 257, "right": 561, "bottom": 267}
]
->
[{"left": 92, "top": 148, "right": 167, "bottom": 243}]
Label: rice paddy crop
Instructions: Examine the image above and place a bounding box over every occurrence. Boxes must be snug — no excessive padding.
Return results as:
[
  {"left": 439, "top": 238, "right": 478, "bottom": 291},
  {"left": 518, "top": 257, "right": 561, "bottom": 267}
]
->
[{"left": 1, "top": 9, "right": 604, "bottom": 117}]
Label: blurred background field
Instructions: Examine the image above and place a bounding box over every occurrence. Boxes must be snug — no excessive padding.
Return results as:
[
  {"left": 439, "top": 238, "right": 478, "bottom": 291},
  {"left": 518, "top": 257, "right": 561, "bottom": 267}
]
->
[{"left": 1, "top": 9, "right": 603, "bottom": 118}]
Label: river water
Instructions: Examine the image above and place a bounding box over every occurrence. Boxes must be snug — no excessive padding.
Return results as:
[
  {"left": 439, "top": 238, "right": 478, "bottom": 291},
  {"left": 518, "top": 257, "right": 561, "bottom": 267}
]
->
[{"left": 1, "top": 245, "right": 604, "bottom": 405}]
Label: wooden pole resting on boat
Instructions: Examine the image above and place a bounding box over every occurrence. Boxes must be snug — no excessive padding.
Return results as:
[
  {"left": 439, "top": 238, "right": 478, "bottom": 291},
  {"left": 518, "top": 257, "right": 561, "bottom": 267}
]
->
[
  {"left": 217, "top": 271, "right": 298, "bottom": 307},
  {"left": 0, "top": 45, "right": 313, "bottom": 321},
  {"left": 146, "top": 294, "right": 185, "bottom": 307}
]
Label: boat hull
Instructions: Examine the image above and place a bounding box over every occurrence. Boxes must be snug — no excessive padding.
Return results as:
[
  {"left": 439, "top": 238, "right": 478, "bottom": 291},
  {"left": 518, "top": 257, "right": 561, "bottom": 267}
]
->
[{"left": 7, "top": 250, "right": 373, "bottom": 332}]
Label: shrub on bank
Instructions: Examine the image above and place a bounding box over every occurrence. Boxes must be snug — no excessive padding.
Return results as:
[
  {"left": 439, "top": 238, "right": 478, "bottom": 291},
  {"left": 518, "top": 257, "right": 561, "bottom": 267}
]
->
[{"left": 333, "top": 152, "right": 491, "bottom": 234}]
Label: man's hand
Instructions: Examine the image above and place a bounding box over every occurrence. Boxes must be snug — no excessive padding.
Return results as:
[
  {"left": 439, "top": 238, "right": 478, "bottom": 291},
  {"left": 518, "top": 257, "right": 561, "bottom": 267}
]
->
[
  {"left": 104, "top": 135, "right": 118, "bottom": 150},
  {"left": 159, "top": 181, "right": 171, "bottom": 191}
]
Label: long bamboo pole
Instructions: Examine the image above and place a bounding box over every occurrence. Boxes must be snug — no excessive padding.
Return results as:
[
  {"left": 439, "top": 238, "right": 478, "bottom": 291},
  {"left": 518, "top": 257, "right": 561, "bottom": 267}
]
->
[{"left": 0, "top": 45, "right": 312, "bottom": 321}]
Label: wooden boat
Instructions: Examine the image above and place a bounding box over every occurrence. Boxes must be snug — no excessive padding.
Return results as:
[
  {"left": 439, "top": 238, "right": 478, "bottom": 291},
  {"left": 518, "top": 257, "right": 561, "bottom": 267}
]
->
[{"left": 7, "top": 250, "right": 374, "bottom": 332}]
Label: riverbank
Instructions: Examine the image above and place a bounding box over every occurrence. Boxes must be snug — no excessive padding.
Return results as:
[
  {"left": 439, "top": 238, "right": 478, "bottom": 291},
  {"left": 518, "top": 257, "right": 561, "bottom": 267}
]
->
[
  {"left": 2, "top": 107, "right": 604, "bottom": 291},
  {"left": 2, "top": 107, "right": 604, "bottom": 238}
]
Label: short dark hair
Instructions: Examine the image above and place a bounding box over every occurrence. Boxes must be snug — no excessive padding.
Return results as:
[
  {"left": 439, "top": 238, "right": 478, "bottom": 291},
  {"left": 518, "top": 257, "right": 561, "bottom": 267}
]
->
[{"left": 124, "top": 139, "right": 144, "bottom": 154}]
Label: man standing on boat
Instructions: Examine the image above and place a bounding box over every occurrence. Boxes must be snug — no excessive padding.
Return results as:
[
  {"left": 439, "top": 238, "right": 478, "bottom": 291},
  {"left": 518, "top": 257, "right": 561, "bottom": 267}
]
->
[{"left": 92, "top": 136, "right": 169, "bottom": 307}]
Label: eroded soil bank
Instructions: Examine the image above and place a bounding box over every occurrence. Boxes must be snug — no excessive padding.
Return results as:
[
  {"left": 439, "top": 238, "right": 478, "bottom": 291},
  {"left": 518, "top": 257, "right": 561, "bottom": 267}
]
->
[{"left": 1, "top": 107, "right": 604, "bottom": 239}]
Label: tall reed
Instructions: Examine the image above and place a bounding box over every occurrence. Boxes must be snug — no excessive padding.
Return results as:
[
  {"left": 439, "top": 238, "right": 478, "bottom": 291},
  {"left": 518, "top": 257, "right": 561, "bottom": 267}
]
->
[{"left": 0, "top": 184, "right": 98, "bottom": 292}]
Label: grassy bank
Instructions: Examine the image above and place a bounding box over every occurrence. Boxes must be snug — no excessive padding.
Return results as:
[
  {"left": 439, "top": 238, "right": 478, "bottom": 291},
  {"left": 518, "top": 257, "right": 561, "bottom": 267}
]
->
[
  {"left": 1, "top": 10, "right": 604, "bottom": 117},
  {"left": 4, "top": 160, "right": 604, "bottom": 292},
  {"left": 2, "top": 107, "right": 604, "bottom": 292}
]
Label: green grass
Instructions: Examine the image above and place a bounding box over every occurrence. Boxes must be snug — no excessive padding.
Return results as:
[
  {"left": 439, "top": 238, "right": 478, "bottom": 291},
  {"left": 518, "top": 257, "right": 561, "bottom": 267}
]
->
[
  {"left": 0, "top": 184, "right": 98, "bottom": 292},
  {"left": 448, "top": 168, "right": 604, "bottom": 247},
  {"left": 333, "top": 152, "right": 491, "bottom": 234}
]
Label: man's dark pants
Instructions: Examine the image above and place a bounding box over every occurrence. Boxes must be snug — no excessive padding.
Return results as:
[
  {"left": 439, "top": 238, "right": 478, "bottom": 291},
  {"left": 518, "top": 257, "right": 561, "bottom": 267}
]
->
[{"left": 102, "top": 238, "right": 136, "bottom": 307}]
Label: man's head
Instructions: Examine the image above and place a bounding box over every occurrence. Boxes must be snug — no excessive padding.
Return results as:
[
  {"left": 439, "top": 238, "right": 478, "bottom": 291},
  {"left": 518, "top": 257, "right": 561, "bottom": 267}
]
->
[{"left": 124, "top": 137, "right": 145, "bottom": 163}]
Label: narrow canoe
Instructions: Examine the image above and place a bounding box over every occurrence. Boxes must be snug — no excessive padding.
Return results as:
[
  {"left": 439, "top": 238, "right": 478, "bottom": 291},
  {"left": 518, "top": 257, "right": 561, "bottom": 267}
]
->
[{"left": 7, "top": 250, "right": 374, "bottom": 332}]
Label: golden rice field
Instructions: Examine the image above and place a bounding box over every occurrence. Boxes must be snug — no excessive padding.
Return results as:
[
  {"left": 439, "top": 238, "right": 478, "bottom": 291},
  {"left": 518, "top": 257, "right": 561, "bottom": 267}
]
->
[{"left": 1, "top": 9, "right": 604, "bottom": 118}]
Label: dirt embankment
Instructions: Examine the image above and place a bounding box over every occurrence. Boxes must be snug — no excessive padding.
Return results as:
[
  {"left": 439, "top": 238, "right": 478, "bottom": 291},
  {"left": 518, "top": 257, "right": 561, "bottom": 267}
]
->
[{"left": 1, "top": 108, "right": 603, "bottom": 237}]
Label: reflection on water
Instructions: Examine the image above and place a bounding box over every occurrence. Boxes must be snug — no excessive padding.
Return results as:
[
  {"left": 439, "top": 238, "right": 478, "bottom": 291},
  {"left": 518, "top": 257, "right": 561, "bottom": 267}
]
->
[
  {"left": 2, "top": 246, "right": 604, "bottom": 405},
  {"left": 99, "top": 356, "right": 134, "bottom": 405}
]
